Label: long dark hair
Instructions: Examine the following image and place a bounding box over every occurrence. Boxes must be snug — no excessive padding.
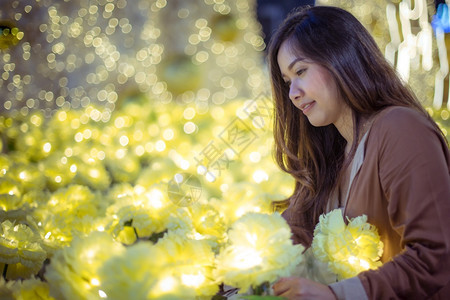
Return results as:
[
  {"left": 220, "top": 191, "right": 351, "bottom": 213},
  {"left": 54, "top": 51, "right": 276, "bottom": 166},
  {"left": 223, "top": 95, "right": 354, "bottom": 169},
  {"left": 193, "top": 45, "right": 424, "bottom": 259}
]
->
[{"left": 268, "top": 5, "right": 435, "bottom": 245}]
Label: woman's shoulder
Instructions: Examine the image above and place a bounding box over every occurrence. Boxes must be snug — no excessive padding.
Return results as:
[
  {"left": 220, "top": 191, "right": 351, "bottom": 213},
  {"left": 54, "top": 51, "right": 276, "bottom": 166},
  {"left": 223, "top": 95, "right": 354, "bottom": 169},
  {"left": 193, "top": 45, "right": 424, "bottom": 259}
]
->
[
  {"left": 371, "top": 105, "right": 434, "bottom": 136},
  {"left": 369, "top": 106, "right": 447, "bottom": 154},
  {"left": 375, "top": 105, "right": 426, "bottom": 123}
]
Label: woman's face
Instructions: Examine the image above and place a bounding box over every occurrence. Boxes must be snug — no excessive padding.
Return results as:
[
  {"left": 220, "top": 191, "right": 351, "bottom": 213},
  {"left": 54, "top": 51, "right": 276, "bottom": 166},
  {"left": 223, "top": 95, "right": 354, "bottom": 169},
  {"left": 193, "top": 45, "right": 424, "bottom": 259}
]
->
[{"left": 277, "top": 41, "right": 351, "bottom": 131}]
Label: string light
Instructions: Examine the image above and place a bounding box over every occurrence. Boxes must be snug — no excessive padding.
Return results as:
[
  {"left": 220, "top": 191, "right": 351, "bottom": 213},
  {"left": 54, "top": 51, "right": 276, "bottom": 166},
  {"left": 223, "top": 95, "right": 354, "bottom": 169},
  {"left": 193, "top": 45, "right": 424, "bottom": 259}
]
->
[{"left": 0, "top": 0, "right": 266, "bottom": 116}]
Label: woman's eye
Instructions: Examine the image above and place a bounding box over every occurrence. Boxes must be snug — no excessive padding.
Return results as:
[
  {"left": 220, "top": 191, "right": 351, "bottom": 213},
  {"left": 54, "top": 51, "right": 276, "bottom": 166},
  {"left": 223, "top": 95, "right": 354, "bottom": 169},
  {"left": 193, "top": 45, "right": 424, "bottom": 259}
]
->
[
  {"left": 296, "top": 69, "right": 306, "bottom": 76},
  {"left": 284, "top": 81, "right": 291, "bottom": 87}
]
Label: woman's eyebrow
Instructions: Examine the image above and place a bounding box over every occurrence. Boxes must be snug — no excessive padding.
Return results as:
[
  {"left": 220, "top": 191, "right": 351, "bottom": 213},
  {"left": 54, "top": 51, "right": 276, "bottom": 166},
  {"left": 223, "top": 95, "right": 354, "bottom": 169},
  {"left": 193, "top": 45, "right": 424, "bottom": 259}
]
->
[{"left": 288, "top": 57, "right": 305, "bottom": 70}]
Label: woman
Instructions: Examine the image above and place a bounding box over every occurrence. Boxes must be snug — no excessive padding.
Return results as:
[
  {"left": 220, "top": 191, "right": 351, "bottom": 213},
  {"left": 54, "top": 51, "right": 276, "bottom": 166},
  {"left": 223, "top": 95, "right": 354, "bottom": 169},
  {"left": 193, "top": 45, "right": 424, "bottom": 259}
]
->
[{"left": 268, "top": 5, "right": 450, "bottom": 299}]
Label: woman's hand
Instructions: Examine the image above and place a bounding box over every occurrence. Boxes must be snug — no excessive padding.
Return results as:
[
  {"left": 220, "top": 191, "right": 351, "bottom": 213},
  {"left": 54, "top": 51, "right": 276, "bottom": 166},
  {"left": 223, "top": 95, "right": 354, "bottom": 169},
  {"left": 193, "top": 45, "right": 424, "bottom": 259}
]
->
[{"left": 272, "top": 277, "right": 337, "bottom": 300}]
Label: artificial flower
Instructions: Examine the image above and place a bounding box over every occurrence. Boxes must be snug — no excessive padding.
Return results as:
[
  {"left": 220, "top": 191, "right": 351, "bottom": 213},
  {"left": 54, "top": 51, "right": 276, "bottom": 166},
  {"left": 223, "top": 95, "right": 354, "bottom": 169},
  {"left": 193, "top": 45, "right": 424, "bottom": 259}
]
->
[
  {"left": 45, "top": 231, "right": 125, "bottom": 300},
  {"left": 33, "top": 185, "right": 106, "bottom": 247},
  {"left": 106, "top": 183, "right": 179, "bottom": 243},
  {"left": 311, "top": 209, "right": 383, "bottom": 280},
  {"left": 211, "top": 182, "right": 274, "bottom": 225},
  {"left": 214, "top": 212, "right": 304, "bottom": 292},
  {"left": 98, "top": 241, "right": 195, "bottom": 299},
  {"left": 185, "top": 202, "right": 228, "bottom": 248},
  {"left": 156, "top": 231, "right": 219, "bottom": 296},
  {"left": 10, "top": 276, "right": 55, "bottom": 300},
  {"left": 0, "top": 220, "right": 47, "bottom": 280}
]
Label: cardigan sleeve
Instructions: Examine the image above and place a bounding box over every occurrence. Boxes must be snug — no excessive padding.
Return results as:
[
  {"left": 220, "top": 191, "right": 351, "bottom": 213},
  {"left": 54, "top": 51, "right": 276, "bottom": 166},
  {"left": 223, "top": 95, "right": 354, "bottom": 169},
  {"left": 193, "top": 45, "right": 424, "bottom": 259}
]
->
[{"left": 356, "top": 107, "right": 450, "bottom": 299}]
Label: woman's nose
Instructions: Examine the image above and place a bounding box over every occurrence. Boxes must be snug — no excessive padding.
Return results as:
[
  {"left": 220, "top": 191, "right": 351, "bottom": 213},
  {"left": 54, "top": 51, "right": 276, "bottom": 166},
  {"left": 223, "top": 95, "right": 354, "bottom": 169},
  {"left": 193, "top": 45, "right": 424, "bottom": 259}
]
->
[{"left": 289, "top": 81, "right": 303, "bottom": 102}]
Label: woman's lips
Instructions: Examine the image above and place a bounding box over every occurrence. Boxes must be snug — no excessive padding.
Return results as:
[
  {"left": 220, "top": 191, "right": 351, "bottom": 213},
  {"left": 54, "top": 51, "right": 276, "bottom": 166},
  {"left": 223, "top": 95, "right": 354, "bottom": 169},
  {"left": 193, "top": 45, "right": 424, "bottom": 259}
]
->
[{"left": 300, "top": 101, "right": 315, "bottom": 114}]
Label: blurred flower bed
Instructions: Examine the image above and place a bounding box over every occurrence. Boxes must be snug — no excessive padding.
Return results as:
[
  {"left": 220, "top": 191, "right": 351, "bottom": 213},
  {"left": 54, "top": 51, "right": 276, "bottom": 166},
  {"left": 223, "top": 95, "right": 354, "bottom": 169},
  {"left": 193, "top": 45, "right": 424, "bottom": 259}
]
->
[
  {"left": 0, "top": 94, "right": 301, "bottom": 299},
  {"left": 0, "top": 94, "right": 448, "bottom": 299}
]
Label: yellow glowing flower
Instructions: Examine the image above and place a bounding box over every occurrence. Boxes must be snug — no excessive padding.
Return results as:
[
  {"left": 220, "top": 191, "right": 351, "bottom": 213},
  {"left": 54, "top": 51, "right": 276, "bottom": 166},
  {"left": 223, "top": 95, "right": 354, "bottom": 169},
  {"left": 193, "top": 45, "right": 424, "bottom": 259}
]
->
[
  {"left": 74, "top": 157, "right": 111, "bottom": 191},
  {"left": 45, "top": 231, "right": 125, "bottom": 300},
  {"left": 186, "top": 202, "right": 228, "bottom": 248},
  {"left": 32, "top": 184, "right": 107, "bottom": 248},
  {"left": 214, "top": 213, "right": 304, "bottom": 292},
  {"left": 6, "top": 277, "right": 55, "bottom": 300},
  {"left": 311, "top": 209, "right": 383, "bottom": 280},
  {"left": 98, "top": 241, "right": 195, "bottom": 299},
  {"left": 10, "top": 163, "right": 46, "bottom": 193},
  {"left": 0, "top": 220, "right": 46, "bottom": 280},
  {"left": 105, "top": 150, "right": 141, "bottom": 183},
  {"left": 0, "top": 177, "right": 21, "bottom": 198},
  {"left": 212, "top": 182, "right": 274, "bottom": 225},
  {"left": 41, "top": 153, "right": 78, "bottom": 191},
  {"left": 155, "top": 231, "right": 219, "bottom": 296},
  {"left": 106, "top": 183, "right": 181, "bottom": 244}
]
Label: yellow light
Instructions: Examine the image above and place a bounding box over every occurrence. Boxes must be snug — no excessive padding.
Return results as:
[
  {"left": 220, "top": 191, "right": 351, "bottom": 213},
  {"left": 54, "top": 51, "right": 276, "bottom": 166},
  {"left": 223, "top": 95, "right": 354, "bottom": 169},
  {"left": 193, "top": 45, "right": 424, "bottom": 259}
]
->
[
  {"left": 97, "top": 225, "right": 105, "bottom": 232},
  {"left": 158, "top": 276, "right": 176, "bottom": 292},
  {"left": 235, "top": 208, "right": 246, "bottom": 218},
  {"left": 43, "top": 142, "right": 52, "bottom": 153},
  {"left": 183, "top": 122, "right": 196, "bottom": 134},
  {"left": 360, "top": 259, "right": 370, "bottom": 270},
  {"left": 55, "top": 175, "right": 62, "bottom": 183},
  {"left": 98, "top": 290, "right": 107, "bottom": 298},
  {"left": 85, "top": 249, "right": 96, "bottom": 262},
  {"left": 245, "top": 233, "right": 258, "bottom": 246},
  {"left": 191, "top": 231, "right": 205, "bottom": 240},
  {"left": 19, "top": 171, "right": 27, "bottom": 180},
  {"left": 155, "top": 140, "right": 166, "bottom": 152},
  {"left": 231, "top": 246, "right": 262, "bottom": 269},
  {"left": 205, "top": 172, "right": 216, "bottom": 182},
  {"left": 348, "top": 256, "right": 357, "bottom": 265},
  {"left": 115, "top": 149, "right": 126, "bottom": 159},
  {"left": 147, "top": 189, "right": 164, "bottom": 209},
  {"left": 183, "top": 107, "right": 196, "bottom": 120},
  {"left": 45, "top": 232, "right": 52, "bottom": 239},
  {"left": 91, "top": 278, "right": 100, "bottom": 286},
  {"left": 181, "top": 272, "right": 205, "bottom": 287},
  {"left": 119, "top": 135, "right": 129, "bottom": 146},
  {"left": 89, "top": 168, "right": 100, "bottom": 178},
  {"left": 252, "top": 170, "right": 268, "bottom": 183},
  {"left": 162, "top": 129, "right": 174, "bottom": 140},
  {"left": 180, "top": 159, "right": 190, "bottom": 170},
  {"left": 249, "top": 151, "right": 261, "bottom": 163}
]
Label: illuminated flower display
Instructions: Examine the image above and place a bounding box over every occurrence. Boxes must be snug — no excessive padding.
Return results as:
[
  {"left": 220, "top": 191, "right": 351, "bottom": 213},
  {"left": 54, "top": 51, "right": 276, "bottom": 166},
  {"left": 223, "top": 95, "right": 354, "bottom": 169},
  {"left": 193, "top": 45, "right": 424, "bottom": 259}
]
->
[
  {"left": 0, "top": 0, "right": 449, "bottom": 298},
  {"left": 311, "top": 209, "right": 384, "bottom": 280},
  {"left": 45, "top": 231, "right": 125, "bottom": 300},
  {"left": 214, "top": 213, "right": 304, "bottom": 292}
]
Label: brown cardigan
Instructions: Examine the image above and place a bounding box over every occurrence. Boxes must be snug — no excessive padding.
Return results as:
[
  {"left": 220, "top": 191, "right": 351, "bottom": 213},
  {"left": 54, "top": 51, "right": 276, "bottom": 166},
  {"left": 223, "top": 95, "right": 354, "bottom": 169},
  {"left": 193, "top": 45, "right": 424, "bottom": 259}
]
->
[{"left": 288, "top": 106, "right": 450, "bottom": 299}]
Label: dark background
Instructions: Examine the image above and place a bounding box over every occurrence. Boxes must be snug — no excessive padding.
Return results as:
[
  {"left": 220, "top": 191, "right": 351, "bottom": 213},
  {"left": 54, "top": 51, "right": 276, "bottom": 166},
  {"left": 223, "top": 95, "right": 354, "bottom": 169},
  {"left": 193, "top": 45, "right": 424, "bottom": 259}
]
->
[{"left": 256, "top": 0, "right": 315, "bottom": 48}]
